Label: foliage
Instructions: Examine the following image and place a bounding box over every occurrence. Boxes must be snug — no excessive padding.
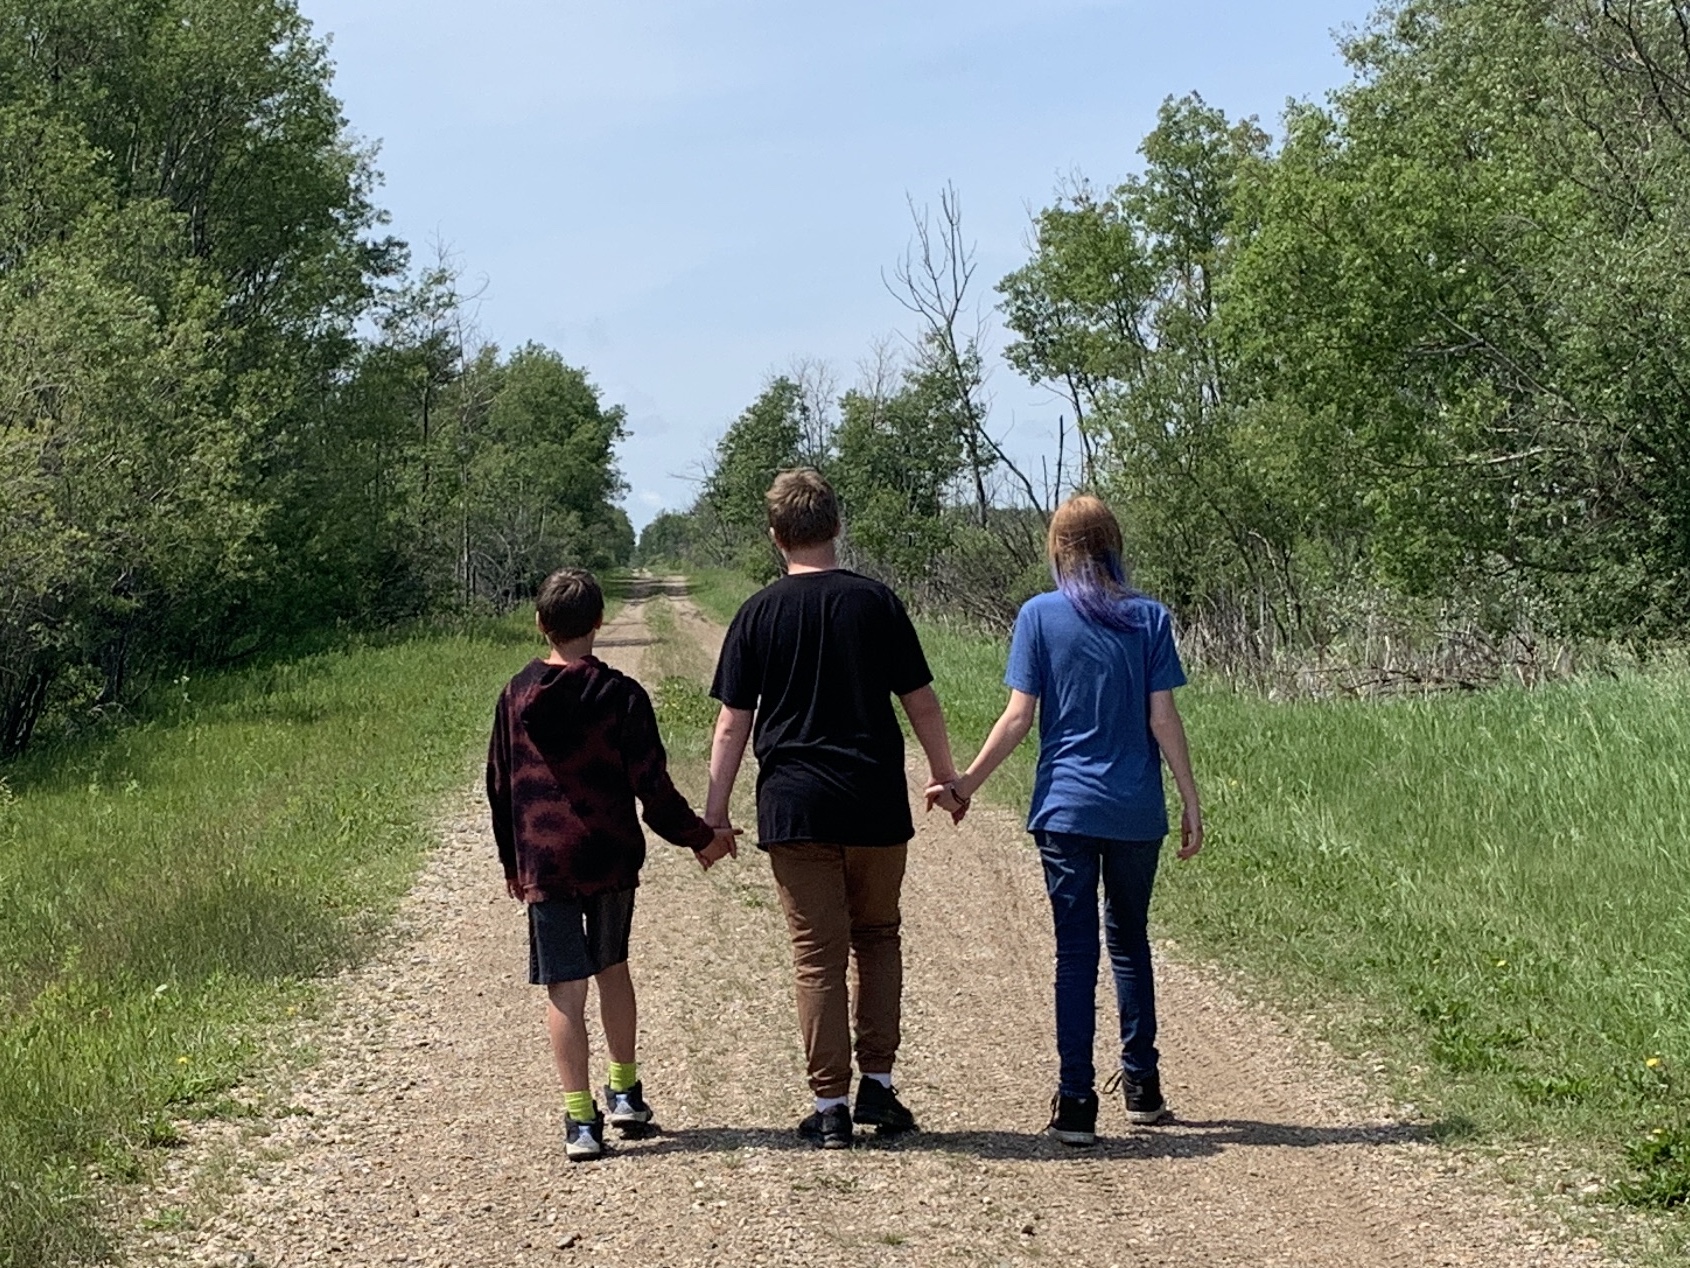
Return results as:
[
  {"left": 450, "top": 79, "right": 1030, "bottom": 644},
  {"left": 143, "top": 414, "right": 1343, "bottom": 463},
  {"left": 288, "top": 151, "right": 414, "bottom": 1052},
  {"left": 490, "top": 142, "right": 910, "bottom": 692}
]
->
[
  {"left": 641, "top": 353, "right": 980, "bottom": 600},
  {"left": 994, "top": 1, "right": 1690, "bottom": 662},
  {"left": 999, "top": 97, "right": 1293, "bottom": 635},
  {"left": 1614, "top": 1125, "right": 1690, "bottom": 1209},
  {"left": 448, "top": 344, "right": 631, "bottom": 607},
  {"left": 0, "top": 0, "right": 630, "bottom": 758},
  {"left": 698, "top": 377, "right": 806, "bottom": 579}
]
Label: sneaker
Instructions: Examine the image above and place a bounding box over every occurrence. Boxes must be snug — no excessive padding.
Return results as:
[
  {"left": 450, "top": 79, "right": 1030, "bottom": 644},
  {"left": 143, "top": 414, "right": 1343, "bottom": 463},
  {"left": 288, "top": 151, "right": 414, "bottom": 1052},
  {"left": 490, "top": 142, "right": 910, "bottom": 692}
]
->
[
  {"left": 1110, "top": 1069, "right": 1170, "bottom": 1125},
  {"left": 604, "top": 1080, "right": 654, "bottom": 1135},
  {"left": 798, "top": 1103, "right": 854, "bottom": 1150},
  {"left": 564, "top": 1111, "right": 605, "bottom": 1162},
  {"left": 1047, "top": 1090, "right": 1099, "bottom": 1146},
  {"left": 852, "top": 1077, "right": 917, "bottom": 1136}
]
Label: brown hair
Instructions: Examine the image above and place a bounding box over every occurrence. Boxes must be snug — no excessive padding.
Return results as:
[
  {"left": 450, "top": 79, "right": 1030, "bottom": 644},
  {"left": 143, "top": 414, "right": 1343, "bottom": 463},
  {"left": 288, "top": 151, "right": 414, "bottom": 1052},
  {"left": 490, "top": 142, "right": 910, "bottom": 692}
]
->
[
  {"left": 536, "top": 568, "right": 604, "bottom": 642},
  {"left": 765, "top": 468, "right": 840, "bottom": 550},
  {"left": 1047, "top": 495, "right": 1125, "bottom": 578}
]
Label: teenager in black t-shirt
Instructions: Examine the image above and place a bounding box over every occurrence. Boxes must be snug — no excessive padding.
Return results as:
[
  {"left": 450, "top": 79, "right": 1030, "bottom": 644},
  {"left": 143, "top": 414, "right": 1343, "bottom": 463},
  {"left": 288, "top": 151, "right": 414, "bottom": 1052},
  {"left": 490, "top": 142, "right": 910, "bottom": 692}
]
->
[{"left": 705, "top": 469, "right": 961, "bottom": 1149}]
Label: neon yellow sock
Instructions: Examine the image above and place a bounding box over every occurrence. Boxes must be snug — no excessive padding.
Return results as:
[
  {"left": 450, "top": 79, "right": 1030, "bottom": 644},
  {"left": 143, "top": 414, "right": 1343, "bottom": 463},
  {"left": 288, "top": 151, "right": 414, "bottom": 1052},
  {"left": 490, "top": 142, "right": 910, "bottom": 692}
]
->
[
  {"left": 608, "top": 1061, "right": 639, "bottom": 1093},
  {"left": 563, "top": 1090, "right": 595, "bottom": 1122}
]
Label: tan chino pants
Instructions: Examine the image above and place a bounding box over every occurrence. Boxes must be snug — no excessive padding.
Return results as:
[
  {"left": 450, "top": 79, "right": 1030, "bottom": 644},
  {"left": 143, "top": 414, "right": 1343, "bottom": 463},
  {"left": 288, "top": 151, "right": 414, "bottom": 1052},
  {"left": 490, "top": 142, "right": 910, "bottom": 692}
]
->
[{"left": 768, "top": 842, "right": 908, "bottom": 1100}]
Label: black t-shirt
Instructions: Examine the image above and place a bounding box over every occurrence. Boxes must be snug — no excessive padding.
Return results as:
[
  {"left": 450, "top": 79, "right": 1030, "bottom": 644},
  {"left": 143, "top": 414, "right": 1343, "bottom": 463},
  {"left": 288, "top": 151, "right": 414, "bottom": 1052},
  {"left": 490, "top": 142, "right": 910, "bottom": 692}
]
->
[{"left": 710, "top": 569, "right": 933, "bottom": 847}]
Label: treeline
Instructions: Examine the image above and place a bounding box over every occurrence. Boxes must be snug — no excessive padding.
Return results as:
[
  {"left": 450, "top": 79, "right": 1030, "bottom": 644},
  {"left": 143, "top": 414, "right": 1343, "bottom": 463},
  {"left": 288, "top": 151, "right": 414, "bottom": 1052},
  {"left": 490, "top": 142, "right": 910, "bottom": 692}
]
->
[
  {"left": 0, "top": 1, "right": 630, "bottom": 757},
  {"left": 647, "top": 0, "right": 1690, "bottom": 674}
]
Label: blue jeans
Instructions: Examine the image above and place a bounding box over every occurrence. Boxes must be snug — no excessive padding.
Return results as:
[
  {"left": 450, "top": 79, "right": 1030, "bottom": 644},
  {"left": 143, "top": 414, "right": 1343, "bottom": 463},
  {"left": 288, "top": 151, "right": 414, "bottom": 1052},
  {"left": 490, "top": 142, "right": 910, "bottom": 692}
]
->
[{"left": 1035, "top": 830, "right": 1162, "bottom": 1098}]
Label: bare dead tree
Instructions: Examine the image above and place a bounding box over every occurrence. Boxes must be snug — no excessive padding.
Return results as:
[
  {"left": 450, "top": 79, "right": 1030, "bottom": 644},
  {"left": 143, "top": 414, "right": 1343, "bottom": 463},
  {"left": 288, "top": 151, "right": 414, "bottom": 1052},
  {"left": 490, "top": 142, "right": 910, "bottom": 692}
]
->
[
  {"left": 786, "top": 355, "right": 839, "bottom": 468},
  {"left": 854, "top": 335, "right": 903, "bottom": 406},
  {"left": 887, "top": 183, "right": 1051, "bottom": 525}
]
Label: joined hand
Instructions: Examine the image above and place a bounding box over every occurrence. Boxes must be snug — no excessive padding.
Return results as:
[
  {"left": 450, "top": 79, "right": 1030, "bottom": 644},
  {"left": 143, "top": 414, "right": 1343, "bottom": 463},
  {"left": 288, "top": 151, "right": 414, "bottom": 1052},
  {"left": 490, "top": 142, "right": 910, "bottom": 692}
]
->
[
  {"left": 698, "top": 825, "right": 743, "bottom": 870},
  {"left": 924, "top": 779, "right": 970, "bottom": 825}
]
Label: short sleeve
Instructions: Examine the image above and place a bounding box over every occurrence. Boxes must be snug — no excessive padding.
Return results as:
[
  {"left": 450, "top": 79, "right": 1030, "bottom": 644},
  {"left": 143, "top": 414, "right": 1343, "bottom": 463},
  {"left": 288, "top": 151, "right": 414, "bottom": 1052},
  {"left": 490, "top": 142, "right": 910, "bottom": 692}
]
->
[
  {"left": 710, "top": 606, "right": 762, "bottom": 710},
  {"left": 1004, "top": 602, "right": 1044, "bottom": 696},
  {"left": 1146, "top": 606, "right": 1187, "bottom": 693},
  {"left": 884, "top": 592, "right": 933, "bottom": 697}
]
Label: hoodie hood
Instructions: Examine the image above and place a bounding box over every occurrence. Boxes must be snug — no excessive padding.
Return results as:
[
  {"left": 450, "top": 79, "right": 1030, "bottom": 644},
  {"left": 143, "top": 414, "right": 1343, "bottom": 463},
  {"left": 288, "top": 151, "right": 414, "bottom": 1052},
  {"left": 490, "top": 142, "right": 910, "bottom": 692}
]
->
[{"left": 518, "top": 656, "right": 624, "bottom": 751}]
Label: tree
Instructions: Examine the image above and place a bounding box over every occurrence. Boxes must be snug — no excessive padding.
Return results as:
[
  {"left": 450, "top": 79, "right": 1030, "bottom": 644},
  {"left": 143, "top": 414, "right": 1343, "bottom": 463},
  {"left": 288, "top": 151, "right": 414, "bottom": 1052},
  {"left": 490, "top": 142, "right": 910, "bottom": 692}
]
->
[
  {"left": 831, "top": 349, "right": 965, "bottom": 591},
  {"left": 456, "top": 345, "right": 630, "bottom": 605},
  {"left": 0, "top": 105, "right": 254, "bottom": 754},
  {"left": 701, "top": 377, "right": 806, "bottom": 577},
  {"left": 999, "top": 98, "right": 1298, "bottom": 640}
]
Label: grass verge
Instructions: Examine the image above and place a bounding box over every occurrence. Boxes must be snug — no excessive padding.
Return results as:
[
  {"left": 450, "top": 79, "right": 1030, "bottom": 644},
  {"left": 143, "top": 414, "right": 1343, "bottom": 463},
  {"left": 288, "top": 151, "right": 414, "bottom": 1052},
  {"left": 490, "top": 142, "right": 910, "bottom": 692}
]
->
[{"left": 0, "top": 616, "right": 548, "bottom": 1267}]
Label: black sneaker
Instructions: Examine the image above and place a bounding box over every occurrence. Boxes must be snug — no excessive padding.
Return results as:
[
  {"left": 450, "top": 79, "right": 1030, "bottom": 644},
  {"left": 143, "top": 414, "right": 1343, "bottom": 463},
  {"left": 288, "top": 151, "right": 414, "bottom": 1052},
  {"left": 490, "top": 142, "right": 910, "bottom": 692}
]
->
[
  {"left": 1047, "top": 1090, "right": 1098, "bottom": 1146},
  {"left": 604, "top": 1080, "right": 654, "bottom": 1136},
  {"left": 798, "top": 1103, "right": 854, "bottom": 1149},
  {"left": 1111, "top": 1069, "right": 1170, "bottom": 1125},
  {"left": 564, "top": 1110, "right": 605, "bottom": 1162},
  {"left": 852, "top": 1076, "right": 917, "bottom": 1136}
]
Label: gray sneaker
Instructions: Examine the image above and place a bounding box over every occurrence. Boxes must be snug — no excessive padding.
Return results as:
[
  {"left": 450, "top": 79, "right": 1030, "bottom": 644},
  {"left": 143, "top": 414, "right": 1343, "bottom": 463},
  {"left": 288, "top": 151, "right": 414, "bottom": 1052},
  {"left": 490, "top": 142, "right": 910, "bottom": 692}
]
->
[
  {"left": 604, "top": 1080, "right": 654, "bottom": 1135},
  {"left": 564, "top": 1110, "right": 605, "bottom": 1161}
]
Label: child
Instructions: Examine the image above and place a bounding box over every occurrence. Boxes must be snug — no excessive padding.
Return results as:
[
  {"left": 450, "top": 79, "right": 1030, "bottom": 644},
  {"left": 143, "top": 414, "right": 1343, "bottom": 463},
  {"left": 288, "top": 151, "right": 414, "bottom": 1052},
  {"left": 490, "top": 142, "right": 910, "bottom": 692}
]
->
[
  {"left": 704, "top": 469, "right": 960, "bottom": 1149},
  {"left": 486, "top": 567, "right": 736, "bottom": 1161},
  {"left": 934, "top": 495, "right": 1202, "bottom": 1146}
]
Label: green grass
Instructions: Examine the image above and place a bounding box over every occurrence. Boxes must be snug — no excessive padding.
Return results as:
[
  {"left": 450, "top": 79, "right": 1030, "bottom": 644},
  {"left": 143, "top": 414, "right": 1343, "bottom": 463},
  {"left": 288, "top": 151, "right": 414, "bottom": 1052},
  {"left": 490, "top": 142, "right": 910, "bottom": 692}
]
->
[
  {"left": 921, "top": 614, "right": 1690, "bottom": 1214},
  {"left": 680, "top": 568, "right": 764, "bottom": 627},
  {"left": 643, "top": 597, "right": 719, "bottom": 765},
  {"left": 0, "top": 616, "right": 548, "bottom": 1267}
]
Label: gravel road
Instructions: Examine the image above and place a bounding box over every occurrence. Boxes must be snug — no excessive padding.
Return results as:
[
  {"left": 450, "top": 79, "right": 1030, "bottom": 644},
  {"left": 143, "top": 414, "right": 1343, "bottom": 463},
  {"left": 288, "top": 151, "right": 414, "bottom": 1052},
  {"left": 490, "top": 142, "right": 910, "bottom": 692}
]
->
[{"left": 127, "top": 582, "right": 1615, "bottom": 1267}]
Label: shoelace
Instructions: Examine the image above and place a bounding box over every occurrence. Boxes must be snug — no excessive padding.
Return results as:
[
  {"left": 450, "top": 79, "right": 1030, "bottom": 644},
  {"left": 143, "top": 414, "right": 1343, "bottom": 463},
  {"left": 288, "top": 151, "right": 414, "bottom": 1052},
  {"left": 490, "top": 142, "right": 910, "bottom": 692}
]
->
[{"left": 1101, "top": 1070, "right": 1124, "bottom": 1096}]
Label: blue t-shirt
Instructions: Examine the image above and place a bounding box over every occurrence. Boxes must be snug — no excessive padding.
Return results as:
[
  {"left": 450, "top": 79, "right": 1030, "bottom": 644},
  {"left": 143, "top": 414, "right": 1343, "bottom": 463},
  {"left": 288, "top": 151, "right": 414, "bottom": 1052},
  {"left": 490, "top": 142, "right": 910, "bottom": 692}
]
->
[{"left": 1005, "top": 590, "right": 1187, "bottom": 842}]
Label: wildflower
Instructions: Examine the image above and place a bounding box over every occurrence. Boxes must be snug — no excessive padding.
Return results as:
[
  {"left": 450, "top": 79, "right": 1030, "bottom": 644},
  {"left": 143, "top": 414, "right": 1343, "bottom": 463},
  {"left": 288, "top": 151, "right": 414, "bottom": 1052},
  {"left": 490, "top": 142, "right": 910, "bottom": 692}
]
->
[
  {"left": 1646, "top": 1056, "right": 1663, "bottom": 1070},
  {"left": 176, "top": 1056, "right": 189, "bottom": 1065}
]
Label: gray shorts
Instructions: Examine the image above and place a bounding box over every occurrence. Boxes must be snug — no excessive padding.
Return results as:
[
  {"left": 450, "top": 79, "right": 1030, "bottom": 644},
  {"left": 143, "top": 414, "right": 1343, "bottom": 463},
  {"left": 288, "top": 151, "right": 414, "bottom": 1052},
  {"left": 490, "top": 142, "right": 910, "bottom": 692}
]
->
[{"left": 527, "top": 888, "right": 636, "bottom": 985}]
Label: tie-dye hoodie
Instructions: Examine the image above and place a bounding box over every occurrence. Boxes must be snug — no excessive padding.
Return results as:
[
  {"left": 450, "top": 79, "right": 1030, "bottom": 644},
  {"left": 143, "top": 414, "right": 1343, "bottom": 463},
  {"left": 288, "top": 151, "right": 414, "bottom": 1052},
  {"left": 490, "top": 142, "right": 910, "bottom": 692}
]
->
[{"left": 486, "top": 656, "right": 714, "bottom": 901}]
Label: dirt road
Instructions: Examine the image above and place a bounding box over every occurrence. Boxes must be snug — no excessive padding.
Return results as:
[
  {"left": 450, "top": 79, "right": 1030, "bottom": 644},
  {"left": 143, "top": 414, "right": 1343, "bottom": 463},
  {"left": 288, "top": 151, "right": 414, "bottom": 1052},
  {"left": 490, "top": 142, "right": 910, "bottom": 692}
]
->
[{"left": 131, "top": 583, "right": 1611, "bottom": 1267}]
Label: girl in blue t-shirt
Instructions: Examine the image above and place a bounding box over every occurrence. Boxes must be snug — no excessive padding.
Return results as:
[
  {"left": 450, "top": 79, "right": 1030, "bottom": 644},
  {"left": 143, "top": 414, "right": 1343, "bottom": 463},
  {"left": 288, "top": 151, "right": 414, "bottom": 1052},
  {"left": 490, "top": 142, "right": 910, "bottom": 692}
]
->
[{"left": 933, "top": 495, "right": 1203, "bottom": 1146}]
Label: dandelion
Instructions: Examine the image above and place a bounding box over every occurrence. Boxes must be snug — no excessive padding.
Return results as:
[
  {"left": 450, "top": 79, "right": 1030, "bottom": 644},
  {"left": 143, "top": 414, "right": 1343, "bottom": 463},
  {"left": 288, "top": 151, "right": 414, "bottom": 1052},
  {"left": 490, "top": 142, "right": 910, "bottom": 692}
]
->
[
  {"left": 176, "top": 1056, "right": 189, "bottom": 1065},
  {"left": 1646, "top": 1056, "right": 1663, "bottom": 1069},
  {"left": 1494, "top": 959, "right": 1508, "bottom": 968}
]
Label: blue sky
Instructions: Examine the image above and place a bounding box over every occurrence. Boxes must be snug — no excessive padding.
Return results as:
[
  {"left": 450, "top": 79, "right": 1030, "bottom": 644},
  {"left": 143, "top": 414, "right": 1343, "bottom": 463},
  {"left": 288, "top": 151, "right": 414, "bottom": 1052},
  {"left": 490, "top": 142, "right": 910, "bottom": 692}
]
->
[{"left": 297, "top": 0, "right": 1372, "bottom": 529}]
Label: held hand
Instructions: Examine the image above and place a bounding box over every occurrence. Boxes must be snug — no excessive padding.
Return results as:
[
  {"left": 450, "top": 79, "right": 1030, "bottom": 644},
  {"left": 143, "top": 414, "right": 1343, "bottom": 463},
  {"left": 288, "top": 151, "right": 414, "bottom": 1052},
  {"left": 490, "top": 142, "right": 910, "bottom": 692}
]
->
[
  {"left": 697, "top": 828, "right": 743, "bottom": 870},
  {"left": 1176, "top": 803, "right": 1204, "bottom": 860},
  {"left": 505, "top": 875, "right": 526, "bottom": 902},
  {"left": 923, "top": 779, "right": 970, "bottom": 825}
]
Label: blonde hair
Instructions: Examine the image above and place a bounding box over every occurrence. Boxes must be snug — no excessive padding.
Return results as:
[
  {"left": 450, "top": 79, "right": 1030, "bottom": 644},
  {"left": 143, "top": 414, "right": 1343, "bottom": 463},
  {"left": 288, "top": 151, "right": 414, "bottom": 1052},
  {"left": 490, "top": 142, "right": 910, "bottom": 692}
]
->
[
  {"left": 1048, "top": 495, "right": 1125, "bottom": 578},
  {"left": 1046, "top": 495, "right": 1144, "bottom": 631},
  {"left": 765, "top": 468, "right": 840, "bottom": 549}
]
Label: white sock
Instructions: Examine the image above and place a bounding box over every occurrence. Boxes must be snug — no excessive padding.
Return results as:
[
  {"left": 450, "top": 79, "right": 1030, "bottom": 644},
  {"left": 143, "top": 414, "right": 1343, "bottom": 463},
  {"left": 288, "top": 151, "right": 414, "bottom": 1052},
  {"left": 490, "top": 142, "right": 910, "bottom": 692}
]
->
[
  {"left": 865, "top": 1072, "right": 893, "bottom": 1089},
  {"left": 815, "top": 1095, "right": 849, "bottom": 1112}
]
